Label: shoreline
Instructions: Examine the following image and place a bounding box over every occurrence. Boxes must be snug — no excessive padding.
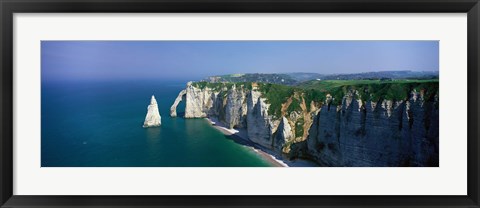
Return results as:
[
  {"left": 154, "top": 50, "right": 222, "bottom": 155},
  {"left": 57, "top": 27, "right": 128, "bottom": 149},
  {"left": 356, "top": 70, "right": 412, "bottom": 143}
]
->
[{"left": 205, "top": 118, "right": 318, "bottom": 167}]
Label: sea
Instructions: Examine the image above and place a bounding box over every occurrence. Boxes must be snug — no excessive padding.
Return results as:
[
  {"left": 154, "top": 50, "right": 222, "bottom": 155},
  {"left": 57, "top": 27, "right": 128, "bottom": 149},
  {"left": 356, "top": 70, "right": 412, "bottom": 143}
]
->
[{"left": 41, "top": 80, "right": 274, "bottom": 167}]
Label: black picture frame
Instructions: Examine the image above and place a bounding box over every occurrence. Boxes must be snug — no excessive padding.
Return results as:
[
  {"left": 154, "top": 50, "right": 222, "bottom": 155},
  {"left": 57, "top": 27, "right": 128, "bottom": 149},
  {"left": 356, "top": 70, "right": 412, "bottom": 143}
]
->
[{"left": 1, "top": 0, "right": 479, "bottom": 207}]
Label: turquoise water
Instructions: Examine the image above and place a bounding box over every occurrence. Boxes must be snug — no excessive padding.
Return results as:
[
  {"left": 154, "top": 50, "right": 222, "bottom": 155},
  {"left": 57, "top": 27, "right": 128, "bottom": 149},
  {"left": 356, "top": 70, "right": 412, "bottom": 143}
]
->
[{"left": 41, "top": 80, "right": 273, "bottom": 167}]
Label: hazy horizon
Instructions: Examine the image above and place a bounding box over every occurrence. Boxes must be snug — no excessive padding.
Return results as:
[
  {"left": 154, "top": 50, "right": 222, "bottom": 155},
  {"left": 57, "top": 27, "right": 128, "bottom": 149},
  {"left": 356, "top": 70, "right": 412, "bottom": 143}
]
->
[{"left": 41, "top": 41, "right": 439, "bottom": 82}]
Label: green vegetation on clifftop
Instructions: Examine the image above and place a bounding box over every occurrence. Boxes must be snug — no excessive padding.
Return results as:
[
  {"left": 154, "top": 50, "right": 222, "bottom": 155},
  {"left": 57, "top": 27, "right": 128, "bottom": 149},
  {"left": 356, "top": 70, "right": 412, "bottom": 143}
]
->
[
  {"left": 191, "top": 79, "right": 439, "bottom": 119},
  {"left": 192, "top": 81, "right": 253, "bottom": 91},
  {"left": 298, "top": 80, "right": 439, "bottom": 102},
  {"left": 257, "top": 83, "right": 295, "bottom": 118}
]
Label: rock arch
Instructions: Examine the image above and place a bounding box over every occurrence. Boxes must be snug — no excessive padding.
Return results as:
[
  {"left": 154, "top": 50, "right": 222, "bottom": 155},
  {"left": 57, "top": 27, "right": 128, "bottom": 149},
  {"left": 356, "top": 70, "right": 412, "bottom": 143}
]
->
[{"left": 170, "top": 89, "right": 187, "bottom": 117}]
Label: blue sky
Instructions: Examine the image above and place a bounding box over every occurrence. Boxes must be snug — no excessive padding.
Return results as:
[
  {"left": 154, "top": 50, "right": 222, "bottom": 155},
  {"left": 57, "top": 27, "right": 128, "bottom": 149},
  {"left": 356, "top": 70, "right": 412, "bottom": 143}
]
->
[{"left": 41, "top": 41, "right": 439, "bottom": 82}]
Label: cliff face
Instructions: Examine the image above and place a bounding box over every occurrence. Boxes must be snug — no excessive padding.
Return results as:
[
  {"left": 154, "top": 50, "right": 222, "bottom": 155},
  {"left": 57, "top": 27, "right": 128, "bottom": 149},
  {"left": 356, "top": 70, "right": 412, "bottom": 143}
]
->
[
  {"left": 225, "top": 85, "right": 248, "bottom": 129},
  {"left": 170, "top": 82, "right": 290, "bottom": 151},
  {"left": 292, "top": 90, "right": 439, "bottom": 167},
  {"left": 170, "top": 82, "right": 439, "bottom": 167}
]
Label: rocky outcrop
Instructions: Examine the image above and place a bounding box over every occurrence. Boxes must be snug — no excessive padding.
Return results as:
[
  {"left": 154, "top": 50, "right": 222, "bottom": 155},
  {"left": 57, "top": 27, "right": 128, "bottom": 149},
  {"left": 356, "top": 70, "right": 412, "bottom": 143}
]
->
[
  {"left": 143, "top": 95, "right": 161, "bottom": 128},
  {"left": 225, "top": 84, "right": 248, "bottom": 129},
  {"left": 246, "top": 88, "right": 276, "bottom": 148},
  {"left": 170, "top": 90, "right": 186, "bottom": 117},
  {"left": 273, "top": 117, "right": 294, "bottom": 152},
  {"left": 184, "top": 82, "right": 215, "bottom": 118},
  {"left": 171, "top": 82, "right": 439, "bottom": 167}
]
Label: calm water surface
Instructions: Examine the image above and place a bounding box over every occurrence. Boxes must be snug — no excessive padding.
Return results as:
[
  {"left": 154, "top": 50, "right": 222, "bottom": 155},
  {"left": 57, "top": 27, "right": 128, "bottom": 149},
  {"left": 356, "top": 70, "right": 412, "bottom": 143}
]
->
[{"left": 41, "top": 80, "right": 273, "bottom": 167}]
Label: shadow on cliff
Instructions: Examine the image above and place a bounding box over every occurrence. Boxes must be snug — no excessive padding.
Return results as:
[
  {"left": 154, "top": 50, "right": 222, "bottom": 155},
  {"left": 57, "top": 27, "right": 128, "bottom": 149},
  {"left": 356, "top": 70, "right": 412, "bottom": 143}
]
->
[
  {"left": 175, "top": 112, "right": 185, "bottom": 117},
  {"left": 221, "top": 131, "right": 319, "bottom": 167},
  {"left": 222, "top": 133, "right": 254, "bottom": 147}
]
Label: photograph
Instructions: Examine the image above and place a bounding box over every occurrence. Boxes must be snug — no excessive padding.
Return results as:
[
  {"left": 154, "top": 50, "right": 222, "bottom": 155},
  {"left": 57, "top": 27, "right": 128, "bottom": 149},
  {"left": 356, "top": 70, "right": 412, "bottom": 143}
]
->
[{"left": 41, "top": 40, "right": 439, "bottom": 167}]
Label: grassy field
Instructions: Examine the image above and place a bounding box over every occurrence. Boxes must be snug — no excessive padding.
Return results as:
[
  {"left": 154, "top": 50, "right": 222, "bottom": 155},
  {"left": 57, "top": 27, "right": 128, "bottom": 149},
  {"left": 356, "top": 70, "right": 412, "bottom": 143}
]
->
[
  {"left": 298, "top": 79, "right": 439, "bottom": 91},
  {"left": 298, "top": 79, "right": 438, "bottom": 101}
]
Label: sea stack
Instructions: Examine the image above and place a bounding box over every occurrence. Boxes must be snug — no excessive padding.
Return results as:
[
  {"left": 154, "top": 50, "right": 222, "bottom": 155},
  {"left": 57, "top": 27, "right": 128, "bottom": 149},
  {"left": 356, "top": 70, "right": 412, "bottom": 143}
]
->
[{"left": 143, "top": 95, "right": 161, "bottom": 128}]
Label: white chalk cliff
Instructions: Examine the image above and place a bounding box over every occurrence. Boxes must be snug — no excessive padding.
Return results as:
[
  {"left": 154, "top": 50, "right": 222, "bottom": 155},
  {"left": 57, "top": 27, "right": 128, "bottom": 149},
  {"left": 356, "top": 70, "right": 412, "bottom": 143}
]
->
[
  {"left": 170, "top": 89, "right": 186, "bottom": 117},
  {"left": 143, "top": 95, "right": 161, "bottom": 128},
  {"left": 170, "top": 82, "right": 439, "bottom": 167}
]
